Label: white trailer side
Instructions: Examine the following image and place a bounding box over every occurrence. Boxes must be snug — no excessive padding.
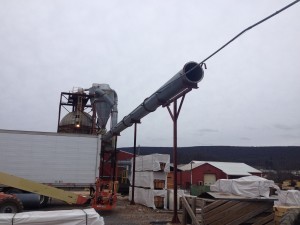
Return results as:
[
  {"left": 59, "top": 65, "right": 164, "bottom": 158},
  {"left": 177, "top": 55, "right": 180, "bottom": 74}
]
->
[{"left": 0, "top": 129, "right": 100, "bottom": 188}]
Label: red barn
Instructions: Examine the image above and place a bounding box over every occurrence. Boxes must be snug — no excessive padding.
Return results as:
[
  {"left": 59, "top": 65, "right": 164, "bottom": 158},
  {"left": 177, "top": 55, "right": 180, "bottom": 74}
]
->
[
  {"left": 178, "top": 161, "right": 262, "bottom": 189},
  {"left": 117, "top": 150, "right": 134, "bottom": 194},
  {"left": 116, "top": 150, "right": 134, "bottom": 183},
  {"left": 100, "top": 149, "right": 133, "bottom": 194},
  {"left": 101, "top": 149, "right": 133, "bottom": 176},
  {"left": 117, "top": 150, "right": 134, "bottom": 161}
]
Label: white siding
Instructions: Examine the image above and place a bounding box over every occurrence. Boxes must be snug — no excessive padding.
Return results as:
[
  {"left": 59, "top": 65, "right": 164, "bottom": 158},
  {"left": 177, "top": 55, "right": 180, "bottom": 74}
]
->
[
  {"left": 204, "top": 174, "right": 216, "bottom": 186},
  {"left": 0, "top": 130, "right": 99, "bottom": 186}
]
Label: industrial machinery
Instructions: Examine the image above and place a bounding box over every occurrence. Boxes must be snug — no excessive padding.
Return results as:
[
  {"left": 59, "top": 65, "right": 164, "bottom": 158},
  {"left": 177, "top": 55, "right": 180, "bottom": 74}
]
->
[
  {"left": 0, "top": 192, "right": 23, "bottom": 213},
  {"left": 0, "top": 61, "right": 204, "bottom": 213}
]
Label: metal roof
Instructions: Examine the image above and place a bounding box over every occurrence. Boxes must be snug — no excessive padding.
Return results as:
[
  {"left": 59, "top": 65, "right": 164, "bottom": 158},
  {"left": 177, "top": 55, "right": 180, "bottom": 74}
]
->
[{"left": 178, "top": 161, "right": 261, "bottom": 176}]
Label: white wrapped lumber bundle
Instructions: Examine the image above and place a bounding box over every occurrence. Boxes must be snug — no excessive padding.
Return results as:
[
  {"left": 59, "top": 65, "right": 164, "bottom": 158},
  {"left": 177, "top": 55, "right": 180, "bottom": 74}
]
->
[
  {"left": 129, "top": 187, "right": 167, "bottom": 209},
  {"left": 275, "top": 190, "right": 300, "bottom": 206},
  {"left": 132, "top": 154, "right": 170, "bottom": 172},
  {"left": 210, "top": 175, "right": 279, "bottom": 198},
  {"left": 0, "top": 208, "right": 104, "bottom": 225},
  {"left": 130, "top": 171, "right": 167, "bottom": 189}
]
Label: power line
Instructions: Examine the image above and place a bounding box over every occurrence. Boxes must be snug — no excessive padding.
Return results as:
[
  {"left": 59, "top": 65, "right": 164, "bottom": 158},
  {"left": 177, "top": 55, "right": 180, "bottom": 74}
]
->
[{"left": 195, "top": 0, "right": 300, "bottom": 70}]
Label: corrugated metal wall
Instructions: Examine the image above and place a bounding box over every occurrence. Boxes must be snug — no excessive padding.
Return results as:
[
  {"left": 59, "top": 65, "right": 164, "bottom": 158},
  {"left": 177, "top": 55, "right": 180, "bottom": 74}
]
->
[{"left": 0, "top": 130, "right": 99, "bottom": 187}]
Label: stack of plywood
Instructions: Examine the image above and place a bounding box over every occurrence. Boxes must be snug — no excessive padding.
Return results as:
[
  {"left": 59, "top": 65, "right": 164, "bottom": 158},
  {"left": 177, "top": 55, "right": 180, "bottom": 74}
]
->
[
  {"left": 181, "top": 197, "right": 275, "bottom": 225},
  {"left": 129, "top": 154, "right": 169, "bottom": 209}
]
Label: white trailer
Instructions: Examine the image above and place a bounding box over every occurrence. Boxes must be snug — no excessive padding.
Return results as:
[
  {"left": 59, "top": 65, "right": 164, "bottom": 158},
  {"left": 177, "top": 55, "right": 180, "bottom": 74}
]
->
[{"left": 0, "top": 129, "right": 100, "bottom": 190}]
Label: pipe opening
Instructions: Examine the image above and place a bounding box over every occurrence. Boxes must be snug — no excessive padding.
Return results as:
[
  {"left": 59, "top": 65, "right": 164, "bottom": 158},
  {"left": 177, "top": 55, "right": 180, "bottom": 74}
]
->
[{"left": 183, "top": 62, "right": 204, "bottom": 83}]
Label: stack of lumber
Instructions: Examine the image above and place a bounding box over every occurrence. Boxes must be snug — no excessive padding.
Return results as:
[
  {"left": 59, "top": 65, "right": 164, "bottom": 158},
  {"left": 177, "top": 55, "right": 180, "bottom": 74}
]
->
[
  {"left": 182, "top": 197, "right": 275, "bottom": 225},
  {"left": 129, "top": 154, "right": 169, "bottom": 209},
  {"left": 273, "top": 205, "right": 300, "bottom": 225},
  {"left": 0, "top": 209, "right": 104, "bottom": 225},
  {"left": 201, "top": 199, "right": 274, "bottom": 225}
]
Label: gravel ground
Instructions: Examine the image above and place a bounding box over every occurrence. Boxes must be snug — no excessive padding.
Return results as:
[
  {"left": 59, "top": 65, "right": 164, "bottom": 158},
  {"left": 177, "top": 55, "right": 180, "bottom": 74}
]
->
[
  {"left": 101, "top": 195, "right": 176, "bottom": 225},
  {"left": 31, "top": 194, "right": 181, "bottom": 225}
]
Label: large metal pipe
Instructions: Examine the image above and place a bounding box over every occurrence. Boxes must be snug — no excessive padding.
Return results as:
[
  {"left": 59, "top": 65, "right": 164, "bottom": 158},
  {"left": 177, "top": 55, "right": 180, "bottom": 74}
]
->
[
  {"left": 15, "top": 193, "right": 40, "bottom": 209},
  {"left": 102, "top": 61, "right": 204, "bottom": 142}
]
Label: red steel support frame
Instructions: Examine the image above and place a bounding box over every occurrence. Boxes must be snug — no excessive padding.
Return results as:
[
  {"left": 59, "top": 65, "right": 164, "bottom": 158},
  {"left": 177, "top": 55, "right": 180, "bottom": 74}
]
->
[
  {"left": 112, "top": 136, "right": 118, "bottom": 194},
  {"left": 130, "top": 121, "right": 140, "bottom": 205},
  {"left": 164, "top": 88, "right": 192, "bottom": 224},
  {"left": 57, "top": 92, "right": 96, "bottom": 134}
]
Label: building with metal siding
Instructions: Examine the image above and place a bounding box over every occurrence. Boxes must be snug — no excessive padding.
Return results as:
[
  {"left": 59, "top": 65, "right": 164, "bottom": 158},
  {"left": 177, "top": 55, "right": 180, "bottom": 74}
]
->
[{"left": 178, "top": 161, "right": 262, "bottom": 189}]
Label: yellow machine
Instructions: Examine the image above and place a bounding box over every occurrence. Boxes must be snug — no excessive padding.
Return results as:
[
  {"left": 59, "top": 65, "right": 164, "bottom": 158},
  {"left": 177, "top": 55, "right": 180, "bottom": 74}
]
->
[{"left": 0, "top": 171, "right": 118, "bottom": 213}]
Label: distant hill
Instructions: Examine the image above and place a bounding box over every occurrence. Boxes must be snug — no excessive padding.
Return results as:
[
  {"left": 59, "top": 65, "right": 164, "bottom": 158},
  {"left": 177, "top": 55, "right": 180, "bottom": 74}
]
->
[{"left": 119, "top": 146, "right": 300, "bottom": 170}]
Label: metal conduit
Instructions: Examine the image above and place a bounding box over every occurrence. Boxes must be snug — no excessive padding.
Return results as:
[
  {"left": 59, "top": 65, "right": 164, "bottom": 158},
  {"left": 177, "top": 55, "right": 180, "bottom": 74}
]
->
[{"left": 102, "top": 61, "right": 204, "bottom": 142}]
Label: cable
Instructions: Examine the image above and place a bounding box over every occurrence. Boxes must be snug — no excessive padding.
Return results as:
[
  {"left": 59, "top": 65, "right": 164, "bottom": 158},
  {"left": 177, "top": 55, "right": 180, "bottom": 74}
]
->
[{"left": 189, "top": 0, "right": 300, "bottom": 73}]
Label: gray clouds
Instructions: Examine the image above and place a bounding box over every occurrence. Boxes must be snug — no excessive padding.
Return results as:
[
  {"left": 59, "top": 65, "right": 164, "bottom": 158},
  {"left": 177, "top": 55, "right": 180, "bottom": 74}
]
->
[{"left": 0, "top": 0, "right": 299, "bottom": 147}]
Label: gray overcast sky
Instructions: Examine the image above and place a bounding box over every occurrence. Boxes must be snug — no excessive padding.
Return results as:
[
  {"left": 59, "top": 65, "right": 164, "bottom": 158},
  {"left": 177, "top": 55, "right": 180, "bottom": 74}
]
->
[{"left": 0, "top": 0, "right": 299, "bottom": 147}]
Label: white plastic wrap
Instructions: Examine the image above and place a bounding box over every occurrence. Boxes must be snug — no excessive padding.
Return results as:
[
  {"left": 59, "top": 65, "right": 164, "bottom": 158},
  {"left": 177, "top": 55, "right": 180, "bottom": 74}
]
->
[
  {"left": 168, "top": 189, "right": 185, "bottom": 210},
  {"left": 274, "top": 190, "right": 300, "bottom": 206},
  {"left": 0, "top": 214, "right": 13, "bottom": 225},
  {"left": 130, "top": 171, "right": 167, "bottom": 189},
  {"left": 129, "top": 187, "right": 167, "bottom": 209},
  {"left": 210, "top": 176, "right": 279, "bottom": 198},
  {"left": 133, "top": 154, "right": 170, "bottom": 172},
  {"left": 0, "top": 209, "right": 104, "bottom": 225}
]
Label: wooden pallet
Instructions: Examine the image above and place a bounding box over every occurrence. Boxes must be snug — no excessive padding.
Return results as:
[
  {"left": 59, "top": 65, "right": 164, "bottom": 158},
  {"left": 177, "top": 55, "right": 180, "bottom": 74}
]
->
[{"left": 182, "top": 197, "right": 274, "bottom": 225}]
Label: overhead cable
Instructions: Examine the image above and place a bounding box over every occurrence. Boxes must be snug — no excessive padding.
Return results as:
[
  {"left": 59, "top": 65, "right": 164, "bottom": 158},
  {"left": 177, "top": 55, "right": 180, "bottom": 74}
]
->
[{"left": 193, "top": 0, "right": 300, "bottom": 71}]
